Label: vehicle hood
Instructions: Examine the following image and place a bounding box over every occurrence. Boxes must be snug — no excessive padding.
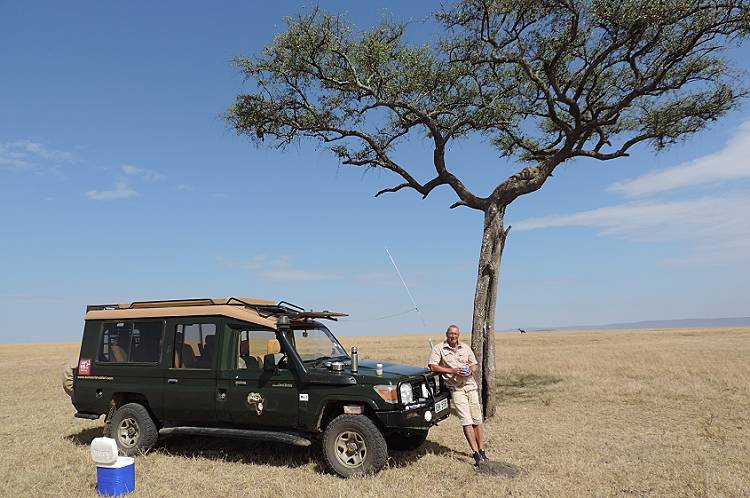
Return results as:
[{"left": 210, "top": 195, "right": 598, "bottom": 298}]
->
[{"left": 354, "top": 360, "right": 430, "bottom": 384}]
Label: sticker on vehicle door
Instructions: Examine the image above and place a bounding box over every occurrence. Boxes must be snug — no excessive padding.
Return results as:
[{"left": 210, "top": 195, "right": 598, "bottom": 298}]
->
[
  {"left": 78, "top": 358, "right": 91, "bottom": 376},
  {"left": 246, "top": 392, "right": 265, "bottom": 415}
]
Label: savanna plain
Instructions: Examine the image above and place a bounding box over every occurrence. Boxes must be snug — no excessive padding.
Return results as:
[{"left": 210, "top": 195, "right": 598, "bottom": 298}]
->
[{"left": 0, "top": 327, "right": 748, "bottom": 497}]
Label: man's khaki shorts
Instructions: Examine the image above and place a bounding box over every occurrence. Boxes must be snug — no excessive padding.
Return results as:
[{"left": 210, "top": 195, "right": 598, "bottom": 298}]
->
[{"left": 451, "top": 388, "right": 483, "bottom": 426}]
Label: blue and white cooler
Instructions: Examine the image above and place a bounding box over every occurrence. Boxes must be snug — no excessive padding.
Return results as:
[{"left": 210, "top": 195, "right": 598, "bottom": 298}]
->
[{"left": 90, "top": 438, "right": 135, "bottom": 496}]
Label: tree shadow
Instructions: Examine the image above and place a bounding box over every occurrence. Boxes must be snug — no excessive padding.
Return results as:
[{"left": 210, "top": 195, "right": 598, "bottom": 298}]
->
[{"left": 496, "top": 372, "right": 563, "bottom": 403}]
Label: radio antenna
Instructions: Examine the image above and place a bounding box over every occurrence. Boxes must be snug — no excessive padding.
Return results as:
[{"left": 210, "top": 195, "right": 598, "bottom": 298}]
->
[{"left": 385, "top": 247, "right": 427, "bottom": 328}]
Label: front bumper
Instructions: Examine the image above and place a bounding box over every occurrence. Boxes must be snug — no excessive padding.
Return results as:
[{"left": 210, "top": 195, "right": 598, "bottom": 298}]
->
[{"left": 375, "top": 392, "right": 451, "bottom": 430}]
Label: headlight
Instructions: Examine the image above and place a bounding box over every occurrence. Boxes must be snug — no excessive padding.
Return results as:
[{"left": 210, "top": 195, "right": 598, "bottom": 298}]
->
[
  {"left": 399, "top": 383, "right": 413, "bottom": 404},
  {"left": 373, "top": 385, "right": 398, "bottom": 404}
]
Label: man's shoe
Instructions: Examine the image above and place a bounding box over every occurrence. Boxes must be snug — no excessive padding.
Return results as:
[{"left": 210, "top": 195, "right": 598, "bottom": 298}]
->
[
  {"left": 473, "top": 452, "right": 483, "bottom": 466},
  {"left": 479, "top": 449, "right": 490, "bottom": 461}
]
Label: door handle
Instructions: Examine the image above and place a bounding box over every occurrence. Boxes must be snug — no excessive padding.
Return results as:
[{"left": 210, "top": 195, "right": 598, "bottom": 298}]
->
[{"left": 167, "top": 378, "right": 178, "bottom": 384}]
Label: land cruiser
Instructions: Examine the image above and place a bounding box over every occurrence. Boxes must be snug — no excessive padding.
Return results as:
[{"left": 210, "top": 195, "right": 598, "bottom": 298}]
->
[{"left": 69, "top": 297, "right": 450, "bottom": 477}]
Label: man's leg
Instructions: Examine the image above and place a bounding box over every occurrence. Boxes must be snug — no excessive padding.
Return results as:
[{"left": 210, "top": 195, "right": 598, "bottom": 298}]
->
[
  {"left": 463, "top": 424, "right": 479, "bottom": 452},
  {"left": 453, "top": 389, "right": 480, "bottom": 453},
  {"left": 473, "top": 423, "right": 484, "bottom": 450},
  {"left": 467, "top": 389, "right": 487, "bottom": 459}
]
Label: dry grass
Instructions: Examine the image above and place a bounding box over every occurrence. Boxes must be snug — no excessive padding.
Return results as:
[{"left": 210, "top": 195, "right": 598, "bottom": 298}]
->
[{"left": 1, "top": 327, "right": 749, "bottom": 497}]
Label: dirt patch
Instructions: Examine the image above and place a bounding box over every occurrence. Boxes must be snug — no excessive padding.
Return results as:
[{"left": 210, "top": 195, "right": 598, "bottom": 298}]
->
[{"left": 476, "top": 460, "right": 525, "bottom": 478}]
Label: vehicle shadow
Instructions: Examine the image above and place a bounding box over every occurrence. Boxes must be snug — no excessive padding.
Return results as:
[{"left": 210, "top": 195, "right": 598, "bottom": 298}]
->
[
  {"left": 154, "top": 434, "right": 326, "bottom": 472},
  {"left": 66, "top": 427, "right": 460, "bottom": 474},
  {"left": 387, "top": 440, "right": 464, "bottom": 467},
  {"left": 66, "top": 426, "right": 104, "bottom": 446}
]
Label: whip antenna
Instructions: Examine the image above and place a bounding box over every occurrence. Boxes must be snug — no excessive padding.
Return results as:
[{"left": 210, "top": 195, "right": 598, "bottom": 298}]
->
[{"left": 385, "top": 247, "right": 427, "bottom": 328}]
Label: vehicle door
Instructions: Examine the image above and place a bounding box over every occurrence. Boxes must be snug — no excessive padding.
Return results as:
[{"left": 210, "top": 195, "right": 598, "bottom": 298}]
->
[
  {"left": 87, "top": 320, "right": 165, "bottom": 418},
  {"left": 162, "top": 318, "right": 218, "bottom": 425},
  {"left": 217, "top": 326, "right": 299, "bottom": 428}
]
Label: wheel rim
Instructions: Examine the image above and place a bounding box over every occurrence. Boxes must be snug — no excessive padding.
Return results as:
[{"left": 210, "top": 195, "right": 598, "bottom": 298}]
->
[
  {"left": 117, "top": 417, "right": 139, "bottom": 448},
  {"left": 334, "top": 430, "right": 367, "bottom": 468}
]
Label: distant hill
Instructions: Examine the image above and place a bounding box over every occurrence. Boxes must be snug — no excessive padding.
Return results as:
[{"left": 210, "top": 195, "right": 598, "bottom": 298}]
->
[{"left": 505, "top": 317, "right": 750, "bottom": 332}]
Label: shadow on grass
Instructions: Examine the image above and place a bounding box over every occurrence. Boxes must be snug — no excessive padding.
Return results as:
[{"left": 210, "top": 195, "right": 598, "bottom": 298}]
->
[
  {"left": 66, "top": 426, "right": 456, "bottom": 474},
  {"left": 66, "top": 426, "right": 321, "bottom": 470},
  {"left": 496, "top": 372, "right": 562, "bottom": 403},
  {"left": 387, "top": 439, "right": 464, "bottom": 467},
  {"left": 66, "top": 426, "right": 103, "bottom": 446},
  {"left": 155, "top": 434, "right": 326, "bottom": 471}
]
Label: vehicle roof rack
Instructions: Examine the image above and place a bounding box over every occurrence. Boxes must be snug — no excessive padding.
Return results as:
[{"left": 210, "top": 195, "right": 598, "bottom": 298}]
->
[{"left": 86, "top": 297, "right": 348, "bottom": 321}]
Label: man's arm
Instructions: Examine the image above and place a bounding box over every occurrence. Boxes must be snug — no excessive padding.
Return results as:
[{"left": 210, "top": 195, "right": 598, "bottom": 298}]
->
[
  {"left": 427, "top": 345, "right": 461, "bottom": 375},
  {"left": 429, "top": 363, "right": 461, "bottom": 375},
  {"left": 467, "top": 348, "right": 478, "bottom": 374}
]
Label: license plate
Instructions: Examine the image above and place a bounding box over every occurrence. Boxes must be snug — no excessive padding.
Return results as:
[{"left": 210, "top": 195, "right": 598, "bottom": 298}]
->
[{"left": 434, "top": 398, "right": 448, "bottom": 414}]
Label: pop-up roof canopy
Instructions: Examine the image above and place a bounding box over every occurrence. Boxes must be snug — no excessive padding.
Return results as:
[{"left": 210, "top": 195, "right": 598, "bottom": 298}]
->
[{"left": 85, "top": 297, "right": 347, "bottom": 328}]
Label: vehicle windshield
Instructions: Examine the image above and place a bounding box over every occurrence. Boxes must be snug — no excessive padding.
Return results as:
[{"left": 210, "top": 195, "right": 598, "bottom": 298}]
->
[{"left": 290, "top": 323, "right": 348, "bottom": 363}]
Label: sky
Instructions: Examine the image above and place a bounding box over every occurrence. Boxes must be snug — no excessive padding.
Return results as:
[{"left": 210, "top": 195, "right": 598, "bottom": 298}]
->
[{"left": 1, "top": 1, "right": 749, "bottom": 343}]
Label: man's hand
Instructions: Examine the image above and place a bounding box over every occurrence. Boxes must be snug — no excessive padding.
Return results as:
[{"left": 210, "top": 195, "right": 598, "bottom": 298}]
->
[{"left": 429, "top": 363, "right": 462, "bottom": 375}]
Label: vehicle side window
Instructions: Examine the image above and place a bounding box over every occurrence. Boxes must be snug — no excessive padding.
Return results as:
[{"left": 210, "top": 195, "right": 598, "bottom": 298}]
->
[
  {"left": 173, "top": 323, "right": 217, "bottom": 369},
  {"left": 237, "top": 329, "right": 278, "bottom": 370},
  {"left": 99, "top": 321, "right": 163, "bottom": 363}
]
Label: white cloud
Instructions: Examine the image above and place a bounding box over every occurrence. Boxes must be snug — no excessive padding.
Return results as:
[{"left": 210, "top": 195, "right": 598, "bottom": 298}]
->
[
  {"left": 86, "top": 178, "right": 139, "bottom": 201},
  {"left": 121, "top": 164, "right": 165, "bottom": 181},
  {"left": 610, "top": 121, "right": 750, "bottom": 197},
  {"left": 176, "top": 184, "right": 193, "bottom": 191},
  {"left": 514, "top": 122, "right": 750, "bottom": 265},
  {"left": 514, "top": 194, "right": 750, "bottom": 263},
  {"left": 0, "top": 140, "right": 74, "bottom": 171}
]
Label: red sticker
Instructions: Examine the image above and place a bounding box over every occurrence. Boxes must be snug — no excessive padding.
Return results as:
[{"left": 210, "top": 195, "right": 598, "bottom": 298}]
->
[{"left": 78, "top": 358, "right": 91, "bottom": 376}]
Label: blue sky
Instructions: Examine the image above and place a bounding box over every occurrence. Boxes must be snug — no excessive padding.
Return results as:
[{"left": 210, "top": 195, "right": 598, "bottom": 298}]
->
[{"left": 1, "top": 2, "right": 749, "bottom": 343}]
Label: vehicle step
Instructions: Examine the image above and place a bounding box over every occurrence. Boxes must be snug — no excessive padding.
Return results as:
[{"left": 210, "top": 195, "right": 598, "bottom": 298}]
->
[
  {"left": 74, "top": 412, "right": 101, "bottom": 420},
  {"left": 158, "top": 426, "right": 312, "bottom": 447}
]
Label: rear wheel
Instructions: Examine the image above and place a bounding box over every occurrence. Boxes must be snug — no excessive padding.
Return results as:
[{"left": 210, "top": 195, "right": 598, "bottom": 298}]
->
[
  {"left": 386, "top": 429, "right": 428, "bottom": 451},
  {"left": 322, "top": 414, "right": 387, "bottom": 477},
  {"left": 110, "top": 403, "right": 158, "bottom": 456}
]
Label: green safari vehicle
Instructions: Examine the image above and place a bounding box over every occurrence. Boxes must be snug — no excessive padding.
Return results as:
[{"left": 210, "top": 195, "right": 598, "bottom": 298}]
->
[{"left": 69, "top": 297, "right": 450, "bottom": 477}]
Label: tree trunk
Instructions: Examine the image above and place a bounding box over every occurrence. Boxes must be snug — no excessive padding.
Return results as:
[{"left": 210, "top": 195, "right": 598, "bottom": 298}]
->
[{"left": 471, "top": 203, "right": 509, "bottom": 419}]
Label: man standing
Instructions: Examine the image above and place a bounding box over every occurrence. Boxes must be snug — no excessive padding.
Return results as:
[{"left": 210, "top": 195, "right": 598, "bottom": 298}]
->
[{"left": 428, "top": 324, "right": 489, "bottom": 466}]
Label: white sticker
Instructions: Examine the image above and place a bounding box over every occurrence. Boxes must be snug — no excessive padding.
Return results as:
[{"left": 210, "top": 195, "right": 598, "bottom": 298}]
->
[{"left": 299, "top": 393, "right": 309, "bottom": 402}]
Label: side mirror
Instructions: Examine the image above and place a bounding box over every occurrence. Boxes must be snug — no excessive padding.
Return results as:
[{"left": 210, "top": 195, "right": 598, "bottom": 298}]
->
[{"left": 263, "top": 354, "right": 276, "bottom": 372}]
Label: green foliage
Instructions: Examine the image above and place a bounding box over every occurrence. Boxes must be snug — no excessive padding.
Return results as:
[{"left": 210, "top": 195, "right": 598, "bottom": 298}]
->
[{"left": 227, "top": 1, "right": 750, "bottom": 209}]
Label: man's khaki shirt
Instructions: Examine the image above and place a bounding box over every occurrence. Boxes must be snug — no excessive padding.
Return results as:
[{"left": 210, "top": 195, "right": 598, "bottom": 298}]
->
[{"left": 428, "top": 340, "right": 478, "bottom": 391}]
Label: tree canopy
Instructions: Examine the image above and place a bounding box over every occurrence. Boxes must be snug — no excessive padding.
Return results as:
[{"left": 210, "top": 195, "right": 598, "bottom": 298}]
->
[
  {"left": 228, "top": 0, "right": 749, "bottom": 212},
  {"left": 227, "top": 0, "right": 750, "bottom": 417}
]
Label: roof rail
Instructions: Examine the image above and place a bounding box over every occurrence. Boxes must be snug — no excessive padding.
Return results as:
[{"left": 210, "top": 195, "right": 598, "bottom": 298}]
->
[
  {"left": 86, "top": 297, "right": 348, "bottom": 320},
  {"left": 86, "top": 298, "right": 218, "bottom": 312}
]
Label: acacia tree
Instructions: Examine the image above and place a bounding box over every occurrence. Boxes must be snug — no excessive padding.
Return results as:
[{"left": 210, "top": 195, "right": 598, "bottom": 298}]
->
[{"left": 227, "top": 0, "right": 749, "bottom": 417}]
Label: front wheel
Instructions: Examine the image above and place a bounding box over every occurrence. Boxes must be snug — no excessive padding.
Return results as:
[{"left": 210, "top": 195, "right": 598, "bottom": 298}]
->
[
  {"left": 322, "top": 414, "right": 388, "bottom": 477},
  {"left": 109, "top": 403, "right": 158, "bottom": 456},
  {"left": 386, "top": 429, "right": 428, "bottom": 451}
]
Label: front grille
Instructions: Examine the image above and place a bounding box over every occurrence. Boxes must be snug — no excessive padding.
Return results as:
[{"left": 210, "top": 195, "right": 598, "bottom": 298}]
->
[{"left": 409, "top": 375, "right": 438, "bottom": 403}]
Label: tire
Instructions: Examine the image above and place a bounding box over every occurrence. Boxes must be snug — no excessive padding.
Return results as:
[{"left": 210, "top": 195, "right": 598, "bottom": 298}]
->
[
  {"left": 386, "top": 429, "right": 428, "bottom": 451},
  {"left": 322, "top": 414, "right": 388, "bottom": 478},
  {"left": 110, "top": 403, "right": 158, "bottom": 456}
]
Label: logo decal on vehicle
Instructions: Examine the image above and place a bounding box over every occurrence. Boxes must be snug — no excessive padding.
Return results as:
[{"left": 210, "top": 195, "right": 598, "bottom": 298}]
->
[
  {"left": 78, "top": 358, "right": 91, "bottom": 376},
  {"left": 246, "top": 392, "right": 264, "bottom": 415}
]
